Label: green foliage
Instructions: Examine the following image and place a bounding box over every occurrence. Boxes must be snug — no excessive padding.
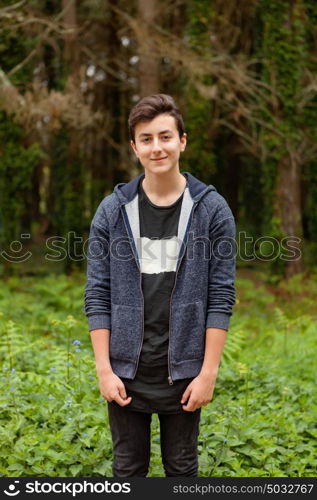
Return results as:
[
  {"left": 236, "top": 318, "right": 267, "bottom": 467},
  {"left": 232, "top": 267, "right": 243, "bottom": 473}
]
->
[
  {"left": 258, "top": 0, "right": 304, "bottom": 201},
  {"left": 0, "top": 271, "right": 316, "bottom": 477},
  {"left": 49, "top": 128, "right": 85, "bottom": 273},
  {"left": 220, "top": 318, "right": 246, "bottom": 369},
  {"left": 254, "top": 0, "right": 311, "bottom": 277},
  {"left": 181, "top": 0, "right": 217, "bottom": 183},
  {"left": 185, "top": 0, "right": 213, "bottom": 54},
  {"left": 259, "top": 0, "right": 306, "bottom": 115},
  {"left": 197, "top": 272, "right": 317, "bottom": 477},
  {"left": 182, "top": 87, "right": 217, "bottom": 182},
  {"left": 0, "top": 287, "right": 112, "bottom": 476},
  {"left": 1, "top": 0, "right": 317, "bottom": 270},
  {"left": 0, "top": 0, "right": 36, "bottom": 87},
  {"left": 302, "top": 1, "right": 317, "bottom": 245},
  {"left": 0, "top": 113, "right": 41, "bottom": 244}
]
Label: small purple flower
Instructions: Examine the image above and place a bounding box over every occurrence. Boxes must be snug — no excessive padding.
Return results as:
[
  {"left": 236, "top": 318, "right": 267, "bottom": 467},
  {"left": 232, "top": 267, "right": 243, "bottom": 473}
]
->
[
  {"left": 10, "top": 386, "right": 15, "bottom": 391},
  {"left": 223, "top": 438, "right": 228, "bottom": 443},
  {"left": 75, "top": 348, "right": 81, "bottom": 353},
  {"left": 49, "top": 367, "right": 56, "bottom": 372},
  {"left": 72, "top": 340, "right": 81, "bottom": 346},
  {"left": 82, "top": 432, "right": 88, "bottom": 437},
  {"left": 48, "top": 396, "right": 54, "bottom": 400},
  {"left": 66, "top": 361, "right": 72, "bottom": 366},
  {"left": 11, "top": 368, "right": 16, "bottom": 373}
]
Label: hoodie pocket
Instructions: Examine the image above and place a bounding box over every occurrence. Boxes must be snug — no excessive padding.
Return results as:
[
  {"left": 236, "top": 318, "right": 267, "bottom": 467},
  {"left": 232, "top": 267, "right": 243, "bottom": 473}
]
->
[
  {"left": 171, "top": 301, "right": 205, "bottom": 362},
  {"left": 110, "top": 303, "right": 143, "bottom": 362}
]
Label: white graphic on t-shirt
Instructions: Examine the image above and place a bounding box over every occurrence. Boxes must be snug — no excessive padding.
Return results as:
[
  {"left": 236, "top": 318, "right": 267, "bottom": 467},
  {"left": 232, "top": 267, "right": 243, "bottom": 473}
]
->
[{"left": 139, "top": 236, "right": 180, "bottom": 274}]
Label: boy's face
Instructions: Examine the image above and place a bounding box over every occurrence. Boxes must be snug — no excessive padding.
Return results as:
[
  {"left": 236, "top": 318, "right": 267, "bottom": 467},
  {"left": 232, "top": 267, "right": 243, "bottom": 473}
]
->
[{"left": 130, "top": 113, "right": 187, "bottom": 176}]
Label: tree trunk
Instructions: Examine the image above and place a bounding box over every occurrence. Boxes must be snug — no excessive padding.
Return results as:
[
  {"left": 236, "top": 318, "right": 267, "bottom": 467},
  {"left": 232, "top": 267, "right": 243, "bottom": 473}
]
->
[
  {"left": 62, "top": 0, "right": 78, "bottom": 68},
  {"left": 138, "top": 0, "right": 160, "bottom": 96},
  {"left": 259, "top": 0, "right": 305, "bottom": 278},
  {"left": 275, "top": 154, "right": 303, "bottom": 277},
  {"left": 274, "top": 0, "right": 303, "bottom": 277},
  {"left": 62, "top": 0, "right": 84, "bottom": 273}
]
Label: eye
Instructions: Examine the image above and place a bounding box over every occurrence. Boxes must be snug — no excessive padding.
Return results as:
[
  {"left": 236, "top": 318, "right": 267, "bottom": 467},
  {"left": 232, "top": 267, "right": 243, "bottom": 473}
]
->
[
  {"left": 162, "top": 135, "right": 171, "bottom": 140},
  {"left": 141, "top": 137, "right": 150, "bottom": 143}
]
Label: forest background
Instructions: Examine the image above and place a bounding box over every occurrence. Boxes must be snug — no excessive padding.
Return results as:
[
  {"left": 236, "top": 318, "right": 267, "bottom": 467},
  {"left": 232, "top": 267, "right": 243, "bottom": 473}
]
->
[
  {"left": 1, "top": 0, "right": 317, "bottom": 277},
  {"left": 0, "top": 0, "right": 316, "bottom": 478}
]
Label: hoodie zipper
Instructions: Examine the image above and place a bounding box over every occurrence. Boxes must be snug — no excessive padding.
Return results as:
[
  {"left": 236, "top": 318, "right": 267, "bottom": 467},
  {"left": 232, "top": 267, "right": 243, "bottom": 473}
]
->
[
  {"left": 120, "top": 206, "right": 145, "bottom": 379},
  {"left": 167, "top": 201, "right": 198, "bottom": 385},
  {"left": 134, "top": 270, "right": 145, "bottom": 379}
]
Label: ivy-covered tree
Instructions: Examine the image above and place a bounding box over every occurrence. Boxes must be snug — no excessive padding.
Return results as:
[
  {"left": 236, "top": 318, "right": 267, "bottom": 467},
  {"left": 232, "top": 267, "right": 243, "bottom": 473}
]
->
[{"left": 257, "top": 0, "right": 310, "bottom": 277}]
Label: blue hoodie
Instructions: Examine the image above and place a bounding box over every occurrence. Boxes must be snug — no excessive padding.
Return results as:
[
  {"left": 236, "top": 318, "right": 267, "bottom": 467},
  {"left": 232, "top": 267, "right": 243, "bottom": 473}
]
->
[{"left": 84, "top": 172, "right": 236, "bottom": 382}]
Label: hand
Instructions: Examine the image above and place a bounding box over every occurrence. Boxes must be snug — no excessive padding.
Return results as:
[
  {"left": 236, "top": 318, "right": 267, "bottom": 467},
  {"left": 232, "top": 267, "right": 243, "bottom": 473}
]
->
[
  {"left": 181, "top": 373, "right": 216, "bottom": 412},
  {"left": 97, "top": 369, "right": 132, "bottom": 407}
]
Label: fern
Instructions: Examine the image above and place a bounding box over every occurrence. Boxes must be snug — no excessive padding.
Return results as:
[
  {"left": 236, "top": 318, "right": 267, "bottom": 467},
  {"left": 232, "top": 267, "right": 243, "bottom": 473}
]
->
[
  {"left": 273, "top": 307, "right": 290, "bottom": 331},
  {"left": 221, "top": 321, "right": 247, "bottom": 367},
  {"left": 273, "top": 307, "right": 313, "bottom": 334}
]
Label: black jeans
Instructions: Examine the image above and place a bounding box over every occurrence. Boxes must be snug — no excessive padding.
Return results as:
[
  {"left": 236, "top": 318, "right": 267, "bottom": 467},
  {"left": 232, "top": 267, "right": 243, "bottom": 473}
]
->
[{"left": 107, "top": 402, "right": 201, "bottom": 477}]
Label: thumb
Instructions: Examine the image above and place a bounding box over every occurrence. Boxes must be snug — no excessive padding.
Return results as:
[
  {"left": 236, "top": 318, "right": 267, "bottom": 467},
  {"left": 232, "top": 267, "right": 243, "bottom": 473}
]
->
[
  {"left": 118, "top": 384, "right": 128, "bottom": 400},
  {"left": 117, "top": 394, "right": 132, "bottom": 406},
  {"left": 118, "top": 385, "right": 132, "bottom": 404},
  {"left": 181, "top": 385, "right": 192, "bottom": 404}
]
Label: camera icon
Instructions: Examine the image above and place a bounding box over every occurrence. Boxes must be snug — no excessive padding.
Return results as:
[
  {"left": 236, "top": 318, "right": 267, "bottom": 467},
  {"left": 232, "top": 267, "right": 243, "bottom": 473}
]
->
[{"left": 4, "top": 481, "right": 20, "bottom": 496}]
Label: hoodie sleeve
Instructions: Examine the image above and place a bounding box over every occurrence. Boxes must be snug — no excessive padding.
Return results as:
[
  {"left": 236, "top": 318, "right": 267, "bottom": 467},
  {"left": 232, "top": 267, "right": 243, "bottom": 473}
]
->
[
  {"left": 84, "top": 207, "right": 111, "bottom": 331},
  {"left": 205, "top": 199, "right": 236, "bottom": 331}
]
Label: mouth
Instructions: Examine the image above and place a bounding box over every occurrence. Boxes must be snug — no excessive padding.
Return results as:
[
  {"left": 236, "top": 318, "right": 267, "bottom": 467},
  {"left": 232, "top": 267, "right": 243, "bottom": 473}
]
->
[{"left": 151, "top": 157, "right": 168, "bottom": 162}]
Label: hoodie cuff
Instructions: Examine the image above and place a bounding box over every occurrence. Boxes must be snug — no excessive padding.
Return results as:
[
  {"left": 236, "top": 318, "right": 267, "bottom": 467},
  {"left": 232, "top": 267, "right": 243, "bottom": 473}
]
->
[
  {"left": 88, "top": 314, "right": 111, "bottom": 332},
  {"left": 205, "top": 312, "right": 231, "bottom": 331}
]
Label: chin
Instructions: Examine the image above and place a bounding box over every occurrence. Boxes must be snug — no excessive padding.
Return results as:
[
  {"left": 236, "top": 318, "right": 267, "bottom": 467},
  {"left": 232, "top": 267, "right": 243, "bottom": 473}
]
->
[{"left": 148, "top": 164, "right": 175, "bottom": 174}]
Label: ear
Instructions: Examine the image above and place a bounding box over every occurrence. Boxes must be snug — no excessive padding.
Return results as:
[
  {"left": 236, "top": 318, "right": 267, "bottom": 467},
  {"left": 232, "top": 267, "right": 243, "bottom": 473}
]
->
[
  {"left": 180, "top": 132, "right": 187, "bottom": 152},
  {"left": 130, "top": 140, "right": 138, "bottom": 157}
]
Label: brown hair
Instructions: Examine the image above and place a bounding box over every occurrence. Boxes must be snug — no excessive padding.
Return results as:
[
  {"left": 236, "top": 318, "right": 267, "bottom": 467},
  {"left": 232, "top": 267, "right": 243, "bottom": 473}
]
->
[{"left": 128, "top": 94, "right": 185, "bottom": 142}]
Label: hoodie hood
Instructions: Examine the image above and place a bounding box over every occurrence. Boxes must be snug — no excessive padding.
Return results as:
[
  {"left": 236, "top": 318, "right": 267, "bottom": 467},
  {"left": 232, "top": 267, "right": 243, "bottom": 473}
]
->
[{"left": 114, "top": 171, "right": 217, "bottom": 205}]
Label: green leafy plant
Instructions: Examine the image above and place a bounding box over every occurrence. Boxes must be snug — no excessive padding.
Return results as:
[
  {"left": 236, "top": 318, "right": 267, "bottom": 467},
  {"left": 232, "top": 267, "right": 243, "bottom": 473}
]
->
[{"left": 0, "top": 271, "right": 316, "bottom": 477}]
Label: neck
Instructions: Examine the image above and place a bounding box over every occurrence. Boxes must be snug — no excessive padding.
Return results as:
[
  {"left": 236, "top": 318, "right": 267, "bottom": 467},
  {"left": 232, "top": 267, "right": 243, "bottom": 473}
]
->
[{"left": 142, "top": 170, "right": 186, "bottom": 198}]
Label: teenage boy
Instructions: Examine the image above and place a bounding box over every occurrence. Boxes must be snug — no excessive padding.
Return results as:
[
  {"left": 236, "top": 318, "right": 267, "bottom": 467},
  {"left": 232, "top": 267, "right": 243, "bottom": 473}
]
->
[{"left": 84, "top": 94, "right": 236, "bottom": 477}]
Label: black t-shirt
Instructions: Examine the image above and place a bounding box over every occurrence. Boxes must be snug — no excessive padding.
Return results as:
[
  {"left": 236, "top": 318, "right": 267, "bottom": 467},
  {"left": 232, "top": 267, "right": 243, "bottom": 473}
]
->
[
  {"left": 138, "top": 179, "right": 183, "bottom": 365},
  {"left": 114, "top": 178, "right": 194, "bottom": 414}
]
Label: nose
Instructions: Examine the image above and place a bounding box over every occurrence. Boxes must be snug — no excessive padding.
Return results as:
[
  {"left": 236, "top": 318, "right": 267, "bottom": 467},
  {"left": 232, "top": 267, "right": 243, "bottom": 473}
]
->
[{"left": 152, "top": 137, "right": 162, "bottom": 154}]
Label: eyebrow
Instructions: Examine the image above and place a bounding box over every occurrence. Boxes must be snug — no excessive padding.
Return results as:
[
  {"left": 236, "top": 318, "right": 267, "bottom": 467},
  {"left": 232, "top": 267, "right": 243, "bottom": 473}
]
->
[{"left": 138, "top": 129, "right": 174, "bottom": 138}]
